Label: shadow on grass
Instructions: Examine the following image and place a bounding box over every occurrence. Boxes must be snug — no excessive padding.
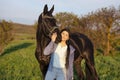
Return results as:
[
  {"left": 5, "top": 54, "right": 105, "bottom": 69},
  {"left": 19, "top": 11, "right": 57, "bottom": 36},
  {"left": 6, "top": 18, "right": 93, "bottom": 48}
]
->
[{"left": 1, "top": 42, "right": 33, "bottom": 56}]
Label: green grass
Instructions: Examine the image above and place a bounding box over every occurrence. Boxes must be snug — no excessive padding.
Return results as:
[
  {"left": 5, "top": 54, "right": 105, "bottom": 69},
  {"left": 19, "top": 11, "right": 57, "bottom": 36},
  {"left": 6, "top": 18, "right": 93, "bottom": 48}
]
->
[
  {"left": 0, "top": 40, "right": 43, "bottom": 80},
  {"left": 95, "top": 55, "right": 120, "bottom": 80},
  {"left": 0, "top": 39, "right": 120, "bottom": 80}
]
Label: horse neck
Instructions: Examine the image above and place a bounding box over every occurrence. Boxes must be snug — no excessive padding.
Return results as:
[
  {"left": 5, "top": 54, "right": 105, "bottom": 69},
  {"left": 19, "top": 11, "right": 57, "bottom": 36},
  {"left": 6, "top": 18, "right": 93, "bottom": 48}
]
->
[{"left": 37, "top": 21, "right": 51, "bottom": 47}]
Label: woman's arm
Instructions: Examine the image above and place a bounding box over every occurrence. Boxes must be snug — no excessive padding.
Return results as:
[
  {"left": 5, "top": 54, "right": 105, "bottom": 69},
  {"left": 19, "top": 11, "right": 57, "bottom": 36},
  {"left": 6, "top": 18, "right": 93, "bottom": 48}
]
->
[
  {"left": 43, "top": 41, "right": 55, "bottom": 55},
  {"left": 44, "top": 32, "right": 57, "bottom": 55}
]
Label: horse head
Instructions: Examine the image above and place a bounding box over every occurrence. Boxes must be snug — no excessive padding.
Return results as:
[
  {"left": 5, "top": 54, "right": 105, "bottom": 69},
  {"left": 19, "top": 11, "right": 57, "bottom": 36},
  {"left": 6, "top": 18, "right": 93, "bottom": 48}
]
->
[{"left": 37, "top": 4, "right": 59, "bottom": 39}]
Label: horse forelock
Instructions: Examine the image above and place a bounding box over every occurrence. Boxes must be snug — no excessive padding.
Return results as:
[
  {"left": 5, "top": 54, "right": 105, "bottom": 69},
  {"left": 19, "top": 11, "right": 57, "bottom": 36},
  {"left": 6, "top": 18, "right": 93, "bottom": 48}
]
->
[{"left": 41, "top": 13, "right": 54, "bottom": 19}]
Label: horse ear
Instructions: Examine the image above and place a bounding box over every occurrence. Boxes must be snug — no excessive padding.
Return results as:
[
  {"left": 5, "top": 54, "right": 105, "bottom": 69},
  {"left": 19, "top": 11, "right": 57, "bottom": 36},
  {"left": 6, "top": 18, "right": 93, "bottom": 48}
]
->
[
  {"left": 43, "top": 4, "right": 48, "bottom": 14},
  {"left": 49, "top": 5, "right": 54, "bottom": 14}
]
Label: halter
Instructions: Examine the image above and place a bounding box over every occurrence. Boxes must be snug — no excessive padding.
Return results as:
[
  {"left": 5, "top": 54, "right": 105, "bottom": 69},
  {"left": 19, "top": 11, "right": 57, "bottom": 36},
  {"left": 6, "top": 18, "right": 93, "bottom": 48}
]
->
[
  {"left": 41, "top": 13, "right": 58, "bottom": 37},
  {"left": 42, "top": 13, "right": 54, "bottom": 19}
]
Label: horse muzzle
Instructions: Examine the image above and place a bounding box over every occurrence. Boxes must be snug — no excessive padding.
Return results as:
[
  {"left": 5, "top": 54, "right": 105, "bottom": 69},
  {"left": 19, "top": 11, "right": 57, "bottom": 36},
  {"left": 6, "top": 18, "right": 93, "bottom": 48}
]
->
[{"left": 48, "top": 26, "right": 59, "bottom": 37}]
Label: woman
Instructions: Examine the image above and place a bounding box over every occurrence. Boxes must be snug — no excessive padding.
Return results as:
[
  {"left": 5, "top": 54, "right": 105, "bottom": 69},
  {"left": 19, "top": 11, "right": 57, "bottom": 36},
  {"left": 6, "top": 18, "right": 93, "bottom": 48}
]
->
[{"left": 44, "top": 28, "right": 75, "bottom": 80}]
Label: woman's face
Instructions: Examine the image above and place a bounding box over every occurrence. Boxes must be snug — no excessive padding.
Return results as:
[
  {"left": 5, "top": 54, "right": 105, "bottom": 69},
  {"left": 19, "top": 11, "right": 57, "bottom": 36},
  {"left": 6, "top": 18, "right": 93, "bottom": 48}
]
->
[{"left": 61, "top": 31, "right": 69, "bottom": 42}]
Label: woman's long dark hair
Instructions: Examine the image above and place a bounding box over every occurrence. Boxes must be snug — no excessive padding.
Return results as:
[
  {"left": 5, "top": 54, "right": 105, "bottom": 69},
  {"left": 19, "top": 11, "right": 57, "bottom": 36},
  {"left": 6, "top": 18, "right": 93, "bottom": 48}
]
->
[
  {"left": 60, "top": 28, "right": 71, "bottom": 69},
  {"left": 60, "top": 28, "right": 80, "bottom": 69}
]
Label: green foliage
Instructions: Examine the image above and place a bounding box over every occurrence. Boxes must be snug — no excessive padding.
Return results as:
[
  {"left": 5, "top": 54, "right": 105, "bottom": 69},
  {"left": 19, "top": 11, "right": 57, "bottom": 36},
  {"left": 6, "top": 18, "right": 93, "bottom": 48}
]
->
[
  {"left": 0, "top": 40, "right": 43, "bottom": 80},
  {"left": 95, "top": 55, "right": 120, "bottom": 80}
]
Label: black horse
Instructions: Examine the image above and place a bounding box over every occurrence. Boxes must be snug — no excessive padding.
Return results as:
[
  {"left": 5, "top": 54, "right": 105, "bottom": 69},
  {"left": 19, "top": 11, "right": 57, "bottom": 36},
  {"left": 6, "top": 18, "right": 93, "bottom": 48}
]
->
[{"left": 35, "top": 4, "right": 99, "bottom": 80}]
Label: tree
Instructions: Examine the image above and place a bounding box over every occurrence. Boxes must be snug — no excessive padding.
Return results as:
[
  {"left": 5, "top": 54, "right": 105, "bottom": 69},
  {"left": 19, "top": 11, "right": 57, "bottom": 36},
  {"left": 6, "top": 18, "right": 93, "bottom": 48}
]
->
[
  {"left": 0, "top": 20, "right": 13, "bottom": 55},
  {"left": 94, "top": 6, "right": 120, "bottom": 55},
  {"left": 77, "top": 6, "right": 120, "bottom": 55},
  {"left": 55, "top": 12, "right": 80, "bottom": 31}
]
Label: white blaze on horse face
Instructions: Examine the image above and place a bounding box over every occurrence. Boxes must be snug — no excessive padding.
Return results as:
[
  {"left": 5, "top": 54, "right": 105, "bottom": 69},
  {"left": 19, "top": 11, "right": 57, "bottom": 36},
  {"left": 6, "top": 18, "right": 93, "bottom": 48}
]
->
[{"left": 61, "top": 31, "right": 69, "bottom": 42}]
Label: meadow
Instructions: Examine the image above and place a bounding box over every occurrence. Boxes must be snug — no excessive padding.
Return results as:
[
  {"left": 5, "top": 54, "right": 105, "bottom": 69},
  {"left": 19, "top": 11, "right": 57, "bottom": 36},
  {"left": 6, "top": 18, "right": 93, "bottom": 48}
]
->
[
  {"left": 0, "top": 24, "right": 120, "bottom": 80},
  {"left": 0, "top": 39, "right": 120, "bottom": 80}
]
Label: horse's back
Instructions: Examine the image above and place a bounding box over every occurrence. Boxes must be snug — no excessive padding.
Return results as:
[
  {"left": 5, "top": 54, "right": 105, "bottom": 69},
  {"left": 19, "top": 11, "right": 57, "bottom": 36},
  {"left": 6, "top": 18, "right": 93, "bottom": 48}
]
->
[
  {"left": 71, "top": 32, "right": 93, "bottom": 48},
  {"left": 71, "top": 32, "right": 94, "bottom": 58}
]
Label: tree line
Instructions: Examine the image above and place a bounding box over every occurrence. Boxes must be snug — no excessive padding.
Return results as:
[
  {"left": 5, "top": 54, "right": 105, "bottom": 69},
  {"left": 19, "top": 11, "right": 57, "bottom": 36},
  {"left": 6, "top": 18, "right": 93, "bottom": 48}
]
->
[{"left": 54, "top": 6, "right": 120, "bottom": 56}]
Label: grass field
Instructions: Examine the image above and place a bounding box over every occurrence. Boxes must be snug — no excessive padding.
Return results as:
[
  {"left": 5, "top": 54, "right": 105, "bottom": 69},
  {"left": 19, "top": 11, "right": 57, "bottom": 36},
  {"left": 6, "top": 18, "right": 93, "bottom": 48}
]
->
[
  {"left": 0, "top": 23, "right": 120, "bottom": 80},
  {"left": 0, "top": 40, "right": 43, "bottom": 80},
  {"left": 0, "top": 39, "right": 120, "bottom": 80}
]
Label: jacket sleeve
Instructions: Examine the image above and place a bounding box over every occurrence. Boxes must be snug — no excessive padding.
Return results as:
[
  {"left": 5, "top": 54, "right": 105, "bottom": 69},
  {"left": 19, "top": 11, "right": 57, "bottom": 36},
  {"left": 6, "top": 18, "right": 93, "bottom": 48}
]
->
[
  {"left": 67, "top": 45, "right": 75, "bottom": 79},
  {"left": 43, "top": 41, "right": 55, "bottom": 55}
]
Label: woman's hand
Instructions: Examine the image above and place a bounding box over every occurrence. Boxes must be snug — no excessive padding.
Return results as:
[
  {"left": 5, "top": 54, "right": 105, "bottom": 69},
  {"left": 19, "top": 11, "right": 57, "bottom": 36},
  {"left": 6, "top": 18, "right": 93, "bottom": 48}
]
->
[{"left": 51, "top": 32, "right": 57, "bottom": 42}]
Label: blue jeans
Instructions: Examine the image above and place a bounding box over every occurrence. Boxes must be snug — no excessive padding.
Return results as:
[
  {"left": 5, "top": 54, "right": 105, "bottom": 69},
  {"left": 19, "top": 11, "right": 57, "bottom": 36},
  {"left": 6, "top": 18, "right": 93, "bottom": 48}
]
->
[{"left": 45, "top": 67, "right": 66, "bottom": 80}]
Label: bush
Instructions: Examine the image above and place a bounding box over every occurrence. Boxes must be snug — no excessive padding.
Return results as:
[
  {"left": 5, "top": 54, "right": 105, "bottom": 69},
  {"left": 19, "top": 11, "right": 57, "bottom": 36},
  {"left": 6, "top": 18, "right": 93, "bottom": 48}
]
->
[{"left": 0, "top": 20, "right": 13, "bottom": 55}]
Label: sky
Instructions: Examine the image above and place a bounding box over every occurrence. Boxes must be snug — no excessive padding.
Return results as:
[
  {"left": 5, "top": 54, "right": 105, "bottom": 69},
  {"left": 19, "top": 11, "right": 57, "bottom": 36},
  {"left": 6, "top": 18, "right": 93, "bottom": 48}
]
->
[{"left": 0, "top": 0, "right": 120, "bottom": 25}]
